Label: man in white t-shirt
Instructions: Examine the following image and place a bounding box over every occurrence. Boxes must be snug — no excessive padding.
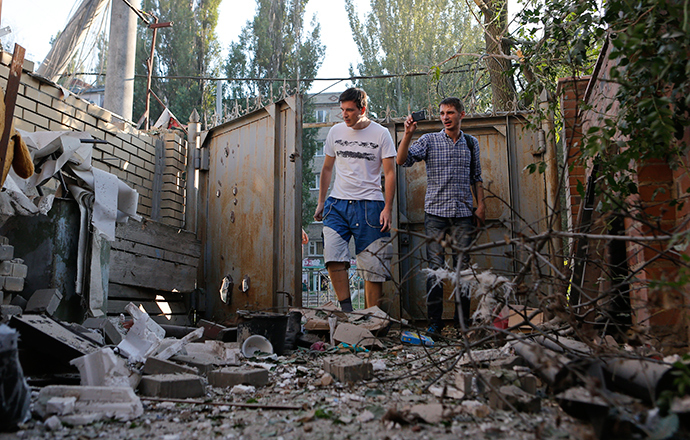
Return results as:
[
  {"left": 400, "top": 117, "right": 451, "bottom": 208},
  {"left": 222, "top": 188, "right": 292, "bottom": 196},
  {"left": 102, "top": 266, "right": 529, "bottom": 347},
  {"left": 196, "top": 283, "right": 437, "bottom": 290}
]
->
[{"left": 313, "top": 88, "right": 396, "bottom": 312}]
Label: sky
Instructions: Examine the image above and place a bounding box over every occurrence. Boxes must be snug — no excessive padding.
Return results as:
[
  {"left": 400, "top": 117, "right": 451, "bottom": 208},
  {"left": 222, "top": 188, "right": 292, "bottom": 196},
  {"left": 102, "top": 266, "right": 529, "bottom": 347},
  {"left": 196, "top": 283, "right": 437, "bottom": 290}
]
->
[{"left": 0, "top": 0, "right": 368, "bottom": 94}]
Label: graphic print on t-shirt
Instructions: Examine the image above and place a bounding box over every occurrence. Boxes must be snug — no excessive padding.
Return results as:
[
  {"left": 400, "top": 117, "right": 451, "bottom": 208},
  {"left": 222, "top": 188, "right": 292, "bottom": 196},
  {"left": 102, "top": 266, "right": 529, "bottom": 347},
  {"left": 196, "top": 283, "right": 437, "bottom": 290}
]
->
[{"left": 334, "top": 139, "right": 379, "bottom": 162}]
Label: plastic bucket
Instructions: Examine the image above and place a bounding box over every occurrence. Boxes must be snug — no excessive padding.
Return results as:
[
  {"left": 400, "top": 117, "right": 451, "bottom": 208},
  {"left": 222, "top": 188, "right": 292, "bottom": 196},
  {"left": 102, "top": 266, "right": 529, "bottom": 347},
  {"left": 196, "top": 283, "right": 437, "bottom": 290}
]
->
[
  {"left": 237, "top": 312, "right": 288, "bottom": 355},
  {"left": 241, "top": 335, "right": 274, "bottom": 358}
]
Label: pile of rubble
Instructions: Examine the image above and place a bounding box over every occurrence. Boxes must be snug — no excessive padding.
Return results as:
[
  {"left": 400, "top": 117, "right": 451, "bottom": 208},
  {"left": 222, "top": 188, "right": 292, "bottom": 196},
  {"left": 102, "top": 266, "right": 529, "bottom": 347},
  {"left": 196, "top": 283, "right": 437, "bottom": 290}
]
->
[{"left": 0, "top": 300, "right": 688, "bottom": 439}]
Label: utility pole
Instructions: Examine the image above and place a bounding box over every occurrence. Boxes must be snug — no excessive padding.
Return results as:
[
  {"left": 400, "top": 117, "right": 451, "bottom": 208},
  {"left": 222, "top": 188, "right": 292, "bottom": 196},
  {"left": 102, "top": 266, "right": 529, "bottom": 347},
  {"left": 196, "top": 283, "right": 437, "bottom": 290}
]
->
[{"left": 104, "top": 0, "right": 140, "bottom": 121}]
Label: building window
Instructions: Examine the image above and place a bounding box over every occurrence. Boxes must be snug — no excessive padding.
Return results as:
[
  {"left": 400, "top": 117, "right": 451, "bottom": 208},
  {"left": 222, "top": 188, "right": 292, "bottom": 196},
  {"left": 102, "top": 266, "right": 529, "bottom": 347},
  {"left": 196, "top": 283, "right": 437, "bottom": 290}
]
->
[
  {"left": 311, "top": 173, "right": 320, "bottom": 190},
  {"left": 315, "top": 110, "right": 329, "bottom": 123},
  {"left": 308, "top": 241, "right": 323, "bottom": 256},
  {"left": 315, "top": 141, "right": 324, "bottom": 156}
]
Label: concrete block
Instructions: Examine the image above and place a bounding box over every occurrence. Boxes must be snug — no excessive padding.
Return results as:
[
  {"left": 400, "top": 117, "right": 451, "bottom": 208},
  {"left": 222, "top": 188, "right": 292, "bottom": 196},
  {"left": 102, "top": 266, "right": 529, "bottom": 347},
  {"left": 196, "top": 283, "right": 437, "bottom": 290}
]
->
[
  {"left": 0, "top": 261, "right": 28, "bottom": 278},
  {"left": 143, "top": 357, "right": 198, "bottom": 376},
  {"left": 138, "top": 373, "right": 206, "bottom": 398},
  {"left": 4, "top": 277, "right": 24, "bottom": 292},
  {"left": 35, "top": 385, "right": 143, "bottom": 422},
  {"left": 82, "top": 317, "right": 123, "bottom": 345},
  {"left": 9, "top": 295, "right": 27, "bottom": 309},
  {"left": 322, "top": 354, "right": 373, "bottom": 382},
  {"left": 26, "top": 289, "right": 63, "bottom": 315},
  {"left": 169, "top": 354, "right": 218, "bottom": 375},
  {"left": 208, "top": 367, "right": 269, "bottom": 388}
]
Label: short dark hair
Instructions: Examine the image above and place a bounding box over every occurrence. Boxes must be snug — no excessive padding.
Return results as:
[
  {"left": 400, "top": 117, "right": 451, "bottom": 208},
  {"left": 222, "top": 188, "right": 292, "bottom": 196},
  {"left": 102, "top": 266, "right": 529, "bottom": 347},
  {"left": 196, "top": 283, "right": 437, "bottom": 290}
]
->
[
  {"left": 439, "top": 97, "right": 464, "bottom": 114},
  {"left": 339, "top": 88, "right": 368, "bottom": 110}
]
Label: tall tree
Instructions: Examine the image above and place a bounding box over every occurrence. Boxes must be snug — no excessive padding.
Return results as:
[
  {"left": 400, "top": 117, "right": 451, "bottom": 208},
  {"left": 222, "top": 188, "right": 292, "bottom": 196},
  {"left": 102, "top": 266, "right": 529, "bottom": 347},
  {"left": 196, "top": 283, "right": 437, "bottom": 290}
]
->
[
  {"left": 225, "top": 0, "right": 325, "bottom": 227},
  {"left": 225, "top": 0, "right": 325, "bottom": 101},
  {"left": 345, "top": 0, "right": 485, "bottom": 117},
  {"left": 133, "top": 0, "right": 222, "bottom": 125}
]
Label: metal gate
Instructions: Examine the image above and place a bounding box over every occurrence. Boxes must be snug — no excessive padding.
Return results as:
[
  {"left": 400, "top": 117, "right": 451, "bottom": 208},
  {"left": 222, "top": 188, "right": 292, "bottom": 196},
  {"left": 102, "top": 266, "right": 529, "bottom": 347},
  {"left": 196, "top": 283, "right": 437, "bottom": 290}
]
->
[
  {"left": 198, "top": 96, "right": 302, "bottom": 323},
  {"left": 393, "top": 114, "right": 554, "bottom": 321}
]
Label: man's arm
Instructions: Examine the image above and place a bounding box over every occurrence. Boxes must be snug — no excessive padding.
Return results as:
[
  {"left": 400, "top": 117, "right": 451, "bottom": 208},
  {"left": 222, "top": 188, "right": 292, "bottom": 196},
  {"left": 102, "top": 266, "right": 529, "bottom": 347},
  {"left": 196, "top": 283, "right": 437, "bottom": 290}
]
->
[
  {"left": 380, "top": 157, "right": 396, "bottom": 232},
  {"left": 313, "top": 155, "right": 335, "bottom": 222},
  {"left": 396, "top": 115, "right": 417, "bottom": 165},
  {"left": 472, "top": 182, "right": 486, "bottom": 226}
]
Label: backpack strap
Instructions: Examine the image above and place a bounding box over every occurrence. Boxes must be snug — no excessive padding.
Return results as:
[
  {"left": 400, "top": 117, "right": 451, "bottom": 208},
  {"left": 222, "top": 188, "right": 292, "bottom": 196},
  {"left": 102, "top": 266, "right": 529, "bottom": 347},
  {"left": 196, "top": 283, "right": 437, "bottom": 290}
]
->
[{"left": 464, "top": 133, "right": 475, "bottom": 178}]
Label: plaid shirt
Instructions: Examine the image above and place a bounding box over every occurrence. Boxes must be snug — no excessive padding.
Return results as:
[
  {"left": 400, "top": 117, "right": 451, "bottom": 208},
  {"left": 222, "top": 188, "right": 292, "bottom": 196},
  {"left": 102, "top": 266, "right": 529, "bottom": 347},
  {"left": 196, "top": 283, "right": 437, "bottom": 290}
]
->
[{"left": 401, "top": 129, "right": 482, "bottom": 218}]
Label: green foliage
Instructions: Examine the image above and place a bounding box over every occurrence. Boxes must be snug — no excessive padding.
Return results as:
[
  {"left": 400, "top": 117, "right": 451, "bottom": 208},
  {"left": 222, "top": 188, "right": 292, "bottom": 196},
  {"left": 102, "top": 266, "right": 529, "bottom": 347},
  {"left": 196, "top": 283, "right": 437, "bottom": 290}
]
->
[
  {"left": 514, "top": 0, "right": 690, "bottom": 210},
  {"left": 133, "top": 0, "right": 222, "bottom": 125},
  {"left": 345, "top": 0, "right": 487, "bottom": 117},
  {"left": 224, "top": 0, "right": 325, "bottom": 101}
]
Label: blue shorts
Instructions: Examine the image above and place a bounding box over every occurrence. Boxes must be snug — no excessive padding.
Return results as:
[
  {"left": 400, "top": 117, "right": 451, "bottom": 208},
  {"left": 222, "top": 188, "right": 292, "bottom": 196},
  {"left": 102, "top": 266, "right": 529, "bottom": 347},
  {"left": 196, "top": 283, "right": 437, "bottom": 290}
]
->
[{"left": 322, "top": 197, "right": 392, "bottom": 282}]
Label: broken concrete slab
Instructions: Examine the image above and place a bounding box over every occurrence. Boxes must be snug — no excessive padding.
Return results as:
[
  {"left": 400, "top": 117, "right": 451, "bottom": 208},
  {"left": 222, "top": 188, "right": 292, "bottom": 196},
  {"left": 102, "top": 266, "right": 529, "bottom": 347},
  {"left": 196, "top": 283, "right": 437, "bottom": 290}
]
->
[
  {"left": 25, "top": 288, "right": 63, "bottom": 315},
  {"left": 143, "top": 357, "right": 198, "bottom": 376},
  {"left": 409, "top": 403, "right": 444, "bottom": 424},
  {"left": 183, "top": 341, "right": 241, "bottom": 365},
  {"left": 154, "top": 327, "right": 204, "bottom": 361},
  {"left": 323, "top": 354, "right": 373, "bottom": 382},
  {"left": 34, "top": 385, "right": 143, "bottom": 422},
  {"left": 9, "top": 314, "right": 102, "bottom": 371},
  {"left": 489, "top": 385, "right": 541, "bottom": 413},
  {"left": 208, "top": 367, "right": 269, "bottom": 388},
  {"left": 70, "top": 347, "right": 140, "bottom": 388},
  {"left": 138, "top": 373, "right": 206, "bottom": 398}
]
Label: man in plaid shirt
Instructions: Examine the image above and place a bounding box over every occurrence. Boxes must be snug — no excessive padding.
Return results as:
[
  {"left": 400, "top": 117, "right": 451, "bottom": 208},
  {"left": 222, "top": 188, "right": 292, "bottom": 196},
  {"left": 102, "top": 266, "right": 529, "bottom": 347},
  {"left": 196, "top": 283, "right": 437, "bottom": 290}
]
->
[{"left": 397, "top": 97, "right": 485, "bottom": 334}]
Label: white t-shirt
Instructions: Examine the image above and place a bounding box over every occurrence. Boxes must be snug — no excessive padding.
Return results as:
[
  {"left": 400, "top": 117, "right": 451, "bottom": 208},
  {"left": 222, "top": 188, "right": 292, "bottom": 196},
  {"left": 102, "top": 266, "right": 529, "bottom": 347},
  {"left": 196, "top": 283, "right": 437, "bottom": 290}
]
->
[{"left": 324, "top": 121, "right": 396, "bottom": 201}]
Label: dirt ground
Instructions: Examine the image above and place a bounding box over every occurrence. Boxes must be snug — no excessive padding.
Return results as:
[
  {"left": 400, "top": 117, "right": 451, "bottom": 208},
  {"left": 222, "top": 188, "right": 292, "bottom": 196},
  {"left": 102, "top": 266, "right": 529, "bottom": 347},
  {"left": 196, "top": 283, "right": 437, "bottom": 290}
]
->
[{"left": 1, "top": 327, "right": 597, "bottom": 440}]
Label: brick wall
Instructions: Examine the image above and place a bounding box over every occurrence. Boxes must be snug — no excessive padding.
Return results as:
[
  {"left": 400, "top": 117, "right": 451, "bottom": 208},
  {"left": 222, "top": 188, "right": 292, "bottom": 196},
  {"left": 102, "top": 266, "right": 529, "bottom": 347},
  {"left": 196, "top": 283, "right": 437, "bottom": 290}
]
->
[
  {"left": 559, "top": 41, "right": 689, "bottom": 350},
  {"left": 0, "top": 50, "right": 186, "bottom": 228}
]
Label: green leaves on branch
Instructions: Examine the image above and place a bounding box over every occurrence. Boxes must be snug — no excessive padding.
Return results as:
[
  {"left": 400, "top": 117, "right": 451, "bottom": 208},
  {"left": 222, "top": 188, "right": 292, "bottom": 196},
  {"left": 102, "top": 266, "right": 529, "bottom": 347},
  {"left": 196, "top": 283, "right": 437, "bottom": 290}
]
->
[{"left": 514, "top": 0, "right": 690, "bottom": 211}]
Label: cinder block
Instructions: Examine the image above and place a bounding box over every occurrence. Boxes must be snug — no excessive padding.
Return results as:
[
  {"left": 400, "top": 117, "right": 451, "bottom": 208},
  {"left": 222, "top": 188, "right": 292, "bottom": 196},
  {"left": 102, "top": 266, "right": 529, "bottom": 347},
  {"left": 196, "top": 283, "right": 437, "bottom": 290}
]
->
[
  {"left": 0, "top": 261, "right": 28, "bottom": 278},
  {"left": 26, "top": 289, "right": 63, "bottom": 315},
  {"left": 322, "top": 355, "right": 373, "bottom": 382},
  {"left": 4, "top": 277, "right": 24, "bottom": 292},
  {"left": 169, "top": 354, "right": 219, "bottom": 375},
  {"left": 0, "top": 245, "right": 14, "bottom": 261},
  {"left": 208, "top": 367, "right": 269, "bottom": 388},
  {"left": 82, "top": 317, "right": 123, "bottom": 345},
  {"left": 143, "top": 357, "right": 198, "bottom": 376},
  {"left": 138, "top": 373, "right": 205, "bottom": 398}
]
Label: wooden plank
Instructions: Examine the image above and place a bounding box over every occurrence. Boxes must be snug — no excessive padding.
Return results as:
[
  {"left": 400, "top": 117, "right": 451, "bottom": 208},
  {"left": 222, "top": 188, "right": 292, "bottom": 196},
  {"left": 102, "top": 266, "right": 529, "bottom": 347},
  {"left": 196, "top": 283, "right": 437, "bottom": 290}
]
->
[
  {"left": 0, "top": 44, "right": 24, "bottom": 187},
  {"left": 109, "top": 251, "right": 197, "bottom": 292},
  {"left": 110, "top": 241, "right": 199, "bottom": 267},
  {"left": 108, "top": 283, "right": 185, "bottom": 302},
  {"left": 115, "top": 219, "right": 201, "bottom": 259}
]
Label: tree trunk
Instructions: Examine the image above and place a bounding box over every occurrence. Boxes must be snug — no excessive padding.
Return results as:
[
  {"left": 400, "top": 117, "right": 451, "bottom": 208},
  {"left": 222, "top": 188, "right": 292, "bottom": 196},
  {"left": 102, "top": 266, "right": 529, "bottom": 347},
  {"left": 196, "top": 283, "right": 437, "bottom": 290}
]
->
[{"left": 477, "top": 0, "right": 516, "bottom": 112}]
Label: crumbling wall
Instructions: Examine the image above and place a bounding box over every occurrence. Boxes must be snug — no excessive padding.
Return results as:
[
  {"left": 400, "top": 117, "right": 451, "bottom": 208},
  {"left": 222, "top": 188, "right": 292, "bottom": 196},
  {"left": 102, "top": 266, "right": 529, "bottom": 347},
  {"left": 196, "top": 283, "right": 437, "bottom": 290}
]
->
[{"left": 0, "top": 50, "right": 186, "bottom": 228}]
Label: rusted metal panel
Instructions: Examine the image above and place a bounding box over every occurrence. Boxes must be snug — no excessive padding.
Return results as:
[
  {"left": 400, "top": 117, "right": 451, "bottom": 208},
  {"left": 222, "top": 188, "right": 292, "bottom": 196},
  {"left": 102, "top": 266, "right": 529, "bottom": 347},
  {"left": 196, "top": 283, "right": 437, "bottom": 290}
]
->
[
  {"left": 199, "top": 97, "right": 301, "bottom": 323},
  {"left": 394, "top": 114, "right": 551, "bottom": 321}
]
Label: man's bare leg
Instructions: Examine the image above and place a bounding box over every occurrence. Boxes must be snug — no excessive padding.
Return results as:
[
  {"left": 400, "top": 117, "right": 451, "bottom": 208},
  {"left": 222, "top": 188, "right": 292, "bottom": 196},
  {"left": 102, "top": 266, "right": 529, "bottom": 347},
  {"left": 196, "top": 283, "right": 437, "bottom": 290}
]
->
[
  {"left": 364, "top": 280, "right": 382, "bottom": 309},
  {"left": 327, "top": 262, "right": 352, "bottom": 311}
]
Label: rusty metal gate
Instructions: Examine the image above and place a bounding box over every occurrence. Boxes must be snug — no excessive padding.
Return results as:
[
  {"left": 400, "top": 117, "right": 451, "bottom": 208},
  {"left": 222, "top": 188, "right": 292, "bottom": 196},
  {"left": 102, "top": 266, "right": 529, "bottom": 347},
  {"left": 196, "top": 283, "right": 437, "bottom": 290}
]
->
[
  {"left": 393, "top": 114, "right": 555, "bottom": 321},
  {"left": 198, "top": 96, "right": 302, "bottom": 323}
]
